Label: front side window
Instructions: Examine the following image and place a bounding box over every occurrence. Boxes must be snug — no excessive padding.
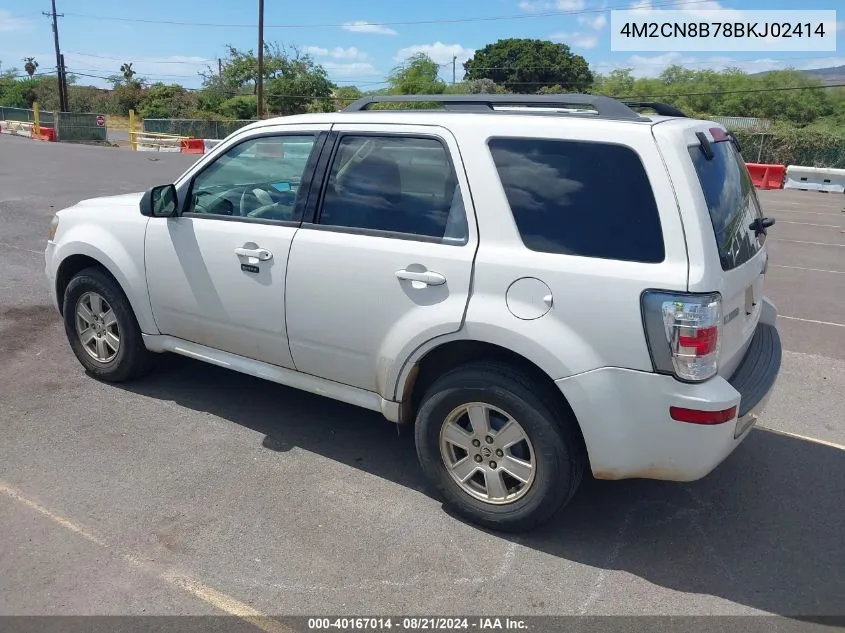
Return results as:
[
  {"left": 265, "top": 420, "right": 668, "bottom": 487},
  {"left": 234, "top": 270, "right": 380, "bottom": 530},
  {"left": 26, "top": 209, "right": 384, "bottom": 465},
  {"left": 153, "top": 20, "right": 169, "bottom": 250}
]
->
[
  {"left": 186, "top": 135, "right": 316, "bottom": 222},
  {"left": 317, "top": 135, "right": 468, "bottom": 243},
  {"left": 488, "top": 137, "right": 665, "bottom": 263}
]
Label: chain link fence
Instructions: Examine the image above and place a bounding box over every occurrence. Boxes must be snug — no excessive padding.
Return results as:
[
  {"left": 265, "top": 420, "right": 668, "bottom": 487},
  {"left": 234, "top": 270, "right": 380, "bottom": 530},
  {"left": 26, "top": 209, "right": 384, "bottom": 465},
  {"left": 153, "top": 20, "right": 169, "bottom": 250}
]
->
[
  {"left": 142, "top": 118, "right": 255, "bottom": 140},
  {"left": 731, "top": 128, "right": 845, "bottom": 169},
  {"left": 0, "top": 106, "right": 55, "bottom": 126},
  {"left": 0, "top": 106, "right": 106, "bottom": 142}
]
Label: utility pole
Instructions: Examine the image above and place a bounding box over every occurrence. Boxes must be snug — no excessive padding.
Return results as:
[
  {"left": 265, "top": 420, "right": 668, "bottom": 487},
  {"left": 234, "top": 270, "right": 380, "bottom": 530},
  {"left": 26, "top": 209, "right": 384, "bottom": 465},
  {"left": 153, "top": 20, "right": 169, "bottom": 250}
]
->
[
  {"left": 44, "top": 0, "right": 67, "bottom": 112},
  {"left": 59, "top": 53, "right": 69, "bottom": 111},
  {"left": 452, "top": 55, "right": 457, "bottom": 84},
  {"left": 256, "top": 0, "right": 264, "bottom": 118},
  {"left": 218, "top": 58, "right": 223, "bottom": 76}
]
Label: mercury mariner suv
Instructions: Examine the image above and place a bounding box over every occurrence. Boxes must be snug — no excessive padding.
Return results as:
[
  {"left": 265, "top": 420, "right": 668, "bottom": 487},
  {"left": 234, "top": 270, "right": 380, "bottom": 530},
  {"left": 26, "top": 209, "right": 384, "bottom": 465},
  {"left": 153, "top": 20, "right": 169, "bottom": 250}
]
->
[{"left": 45, "top": 94, "right": 782, "bottom": 532}]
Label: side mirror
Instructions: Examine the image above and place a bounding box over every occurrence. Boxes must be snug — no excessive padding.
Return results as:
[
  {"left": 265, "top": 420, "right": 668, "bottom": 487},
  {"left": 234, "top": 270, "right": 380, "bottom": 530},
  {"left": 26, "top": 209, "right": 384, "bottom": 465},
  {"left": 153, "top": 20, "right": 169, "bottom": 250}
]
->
[{"left": 140, "top": 184, "right": 178, "bottom": 217}]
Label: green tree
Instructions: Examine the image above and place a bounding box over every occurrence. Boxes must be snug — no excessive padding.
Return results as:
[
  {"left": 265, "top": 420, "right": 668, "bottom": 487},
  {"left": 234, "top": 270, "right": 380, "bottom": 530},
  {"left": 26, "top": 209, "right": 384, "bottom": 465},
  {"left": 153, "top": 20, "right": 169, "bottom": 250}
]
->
[
  {"left": 120, "top": 62, "right": 135, "bottom": 83},
  {"left": 265, "top": 51, "right": 334, "bottom": 115},
  {"left": 387, "top": 53, "right": 445, "bottom": 95},
  {"left": 463, "top": 38, "right": 593, "bottom": 94},
  {"left": 332, "top": 85, "right": 363, "bottom": 109},
  {"left": 218, "top": 94, "right": 257, "bottom": 119},
  {"left": 137, "top": 83, "right": 196, "bottom": 118},
  {"left": 592, "top": 68, "right": 636, "bottom": 97},
  {"left": 445, "top": 78, "right": 505, "bottom": 94},
  {"left": 23, "top": 57, "right": 38, "bottom": 77}
]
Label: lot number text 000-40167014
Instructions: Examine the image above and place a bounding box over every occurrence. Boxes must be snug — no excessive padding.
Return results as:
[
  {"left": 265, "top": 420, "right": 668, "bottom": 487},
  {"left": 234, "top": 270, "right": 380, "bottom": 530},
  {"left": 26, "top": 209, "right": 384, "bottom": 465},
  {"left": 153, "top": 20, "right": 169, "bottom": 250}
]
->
[{"left": 610, "top": 9, "right": 837, "bottom": 52}]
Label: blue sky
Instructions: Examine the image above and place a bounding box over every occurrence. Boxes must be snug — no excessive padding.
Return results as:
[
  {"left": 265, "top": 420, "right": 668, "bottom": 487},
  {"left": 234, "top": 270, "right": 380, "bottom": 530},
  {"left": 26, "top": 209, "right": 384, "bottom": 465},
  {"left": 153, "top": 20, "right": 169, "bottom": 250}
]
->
[{"left": 0, "top": 0, "right": 842, "bottom": 90}]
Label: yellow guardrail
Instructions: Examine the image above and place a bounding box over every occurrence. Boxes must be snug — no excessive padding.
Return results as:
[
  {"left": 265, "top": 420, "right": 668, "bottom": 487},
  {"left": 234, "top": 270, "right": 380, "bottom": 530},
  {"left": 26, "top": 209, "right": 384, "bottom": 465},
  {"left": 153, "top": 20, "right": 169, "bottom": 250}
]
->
[{"left": 128, "top": 109, "right": 189, "bottom": 152}]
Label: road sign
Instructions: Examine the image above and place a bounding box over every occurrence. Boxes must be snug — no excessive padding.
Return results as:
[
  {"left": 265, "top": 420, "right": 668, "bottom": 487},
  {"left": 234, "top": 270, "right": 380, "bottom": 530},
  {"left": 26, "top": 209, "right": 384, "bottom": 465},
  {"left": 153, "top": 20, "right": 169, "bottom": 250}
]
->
[{"left": 96, "top": 115, "right": 105, "bottom": 127}]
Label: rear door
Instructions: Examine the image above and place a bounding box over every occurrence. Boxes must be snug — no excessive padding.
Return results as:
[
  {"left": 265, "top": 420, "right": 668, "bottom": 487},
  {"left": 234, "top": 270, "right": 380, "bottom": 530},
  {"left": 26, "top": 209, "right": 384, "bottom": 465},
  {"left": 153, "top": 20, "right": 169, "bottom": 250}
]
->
[
  {"left": 656, "top": 122, "right": 769, "bottom": 377},
  {"left": 284, "top": 124, "right": 477, "bottom": 396}
]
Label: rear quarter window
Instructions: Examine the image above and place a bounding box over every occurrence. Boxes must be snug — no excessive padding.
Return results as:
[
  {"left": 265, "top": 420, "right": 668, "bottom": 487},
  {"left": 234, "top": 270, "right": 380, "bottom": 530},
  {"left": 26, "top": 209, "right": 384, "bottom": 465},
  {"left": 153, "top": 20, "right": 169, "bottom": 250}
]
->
[{"left": 488, "top": 137, "right": 665, "bottom": 263}]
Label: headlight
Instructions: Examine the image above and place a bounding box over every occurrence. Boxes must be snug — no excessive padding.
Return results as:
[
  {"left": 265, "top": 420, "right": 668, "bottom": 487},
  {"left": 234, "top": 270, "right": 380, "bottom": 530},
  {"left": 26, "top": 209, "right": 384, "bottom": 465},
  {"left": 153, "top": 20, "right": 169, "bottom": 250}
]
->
[{"left": 48, "top": 215, "right": 60, "bottom": 241}]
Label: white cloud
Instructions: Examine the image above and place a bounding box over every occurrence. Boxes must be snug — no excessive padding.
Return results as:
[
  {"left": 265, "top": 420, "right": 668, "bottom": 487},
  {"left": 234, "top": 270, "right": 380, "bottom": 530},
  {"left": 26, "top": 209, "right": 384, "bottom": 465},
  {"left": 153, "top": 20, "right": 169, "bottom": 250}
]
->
[
  {"left": 598, "top": 53, "right": 845, "bottom": 78},
  {"left": 306, "top": 46, "right": 370, "bottom": 61},
  {"left": 519, "top": 0, "right": 586, "bottom": 11},
  {"left": 342, "top": 21, "right": 397, "bottom": 36},
  {"left": 0, "top": 10, "right": 32, "bottom": 32},
  {"left": 551, "top": 32, "right": 600, "bottom": 49},
  {"left": 321, "top": 62, "right": 380, "bottom": 78},
  {"left": 578, "top": 13, "right": 607, "bottom": 30},
  {"left": 395, "top": 42, "right": 475, "bottom": 65}
]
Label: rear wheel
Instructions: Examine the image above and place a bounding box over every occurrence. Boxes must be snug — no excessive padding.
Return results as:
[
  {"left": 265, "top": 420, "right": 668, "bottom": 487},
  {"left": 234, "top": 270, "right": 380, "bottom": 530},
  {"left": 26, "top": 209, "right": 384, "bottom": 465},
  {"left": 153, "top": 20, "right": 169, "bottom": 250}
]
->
[
  {"left": 62, "top": 267, "right": 154, "bottom": 382},
  {"left": 414, "top": 362, "right": 586, "bottom": 532}
]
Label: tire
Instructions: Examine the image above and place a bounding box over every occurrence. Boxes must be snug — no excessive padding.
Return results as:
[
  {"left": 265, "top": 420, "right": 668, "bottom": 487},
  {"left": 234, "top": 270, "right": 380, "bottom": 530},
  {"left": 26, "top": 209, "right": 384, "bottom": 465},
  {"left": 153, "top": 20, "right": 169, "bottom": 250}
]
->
[
  {"left": 62, "top": 266, "right": 154, "bottom": 382},
  {"left": 414, "top": 361, "right": 586, "bottom": 532}
]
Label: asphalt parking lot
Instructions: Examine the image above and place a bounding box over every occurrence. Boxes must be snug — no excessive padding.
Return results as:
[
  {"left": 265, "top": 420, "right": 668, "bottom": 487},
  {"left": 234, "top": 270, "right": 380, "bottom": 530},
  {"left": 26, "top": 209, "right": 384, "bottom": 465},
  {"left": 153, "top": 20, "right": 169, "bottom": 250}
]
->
[{"left": 1, "top": 136, "right": 843, "bottom": 626}]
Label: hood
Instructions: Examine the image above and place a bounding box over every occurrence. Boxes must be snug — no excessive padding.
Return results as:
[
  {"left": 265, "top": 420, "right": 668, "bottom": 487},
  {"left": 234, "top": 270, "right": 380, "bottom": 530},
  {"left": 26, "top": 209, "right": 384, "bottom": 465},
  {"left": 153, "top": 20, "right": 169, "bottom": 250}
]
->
[
  {"left": 57, "top": 191, "right": 146, "bottom": 221},
  {"left": 73, "top": 191, "right": 145, "bottom": 210}
]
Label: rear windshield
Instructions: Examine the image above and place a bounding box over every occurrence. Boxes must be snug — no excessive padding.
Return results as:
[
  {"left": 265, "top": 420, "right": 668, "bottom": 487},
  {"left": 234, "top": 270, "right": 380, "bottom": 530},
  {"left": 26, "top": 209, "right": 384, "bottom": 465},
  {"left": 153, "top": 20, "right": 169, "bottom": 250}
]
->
[{"left": 688, "top": 139, "right": 764, "bottom": 271}]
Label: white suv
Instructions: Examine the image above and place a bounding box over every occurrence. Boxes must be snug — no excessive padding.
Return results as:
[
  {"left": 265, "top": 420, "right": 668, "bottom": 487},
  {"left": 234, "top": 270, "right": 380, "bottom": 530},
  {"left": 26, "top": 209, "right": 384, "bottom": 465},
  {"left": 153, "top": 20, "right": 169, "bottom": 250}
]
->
[{"left": 45, "top": 94, "right": 782, "bottom": 532}]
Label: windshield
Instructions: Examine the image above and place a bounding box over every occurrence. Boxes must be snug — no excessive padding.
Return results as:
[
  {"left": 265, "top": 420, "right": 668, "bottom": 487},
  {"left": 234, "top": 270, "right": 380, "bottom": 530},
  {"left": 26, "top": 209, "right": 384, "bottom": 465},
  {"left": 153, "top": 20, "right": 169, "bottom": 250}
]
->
[{"left": 688, "top": 139, "right": 765, "bottom": 271}]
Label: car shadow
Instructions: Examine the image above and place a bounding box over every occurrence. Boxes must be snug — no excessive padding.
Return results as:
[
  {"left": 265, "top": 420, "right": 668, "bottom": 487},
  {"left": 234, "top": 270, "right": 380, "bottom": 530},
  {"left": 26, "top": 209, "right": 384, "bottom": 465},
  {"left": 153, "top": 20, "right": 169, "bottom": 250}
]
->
[{"left": 116, "top": 353, "right": 844, "bottom": 619}]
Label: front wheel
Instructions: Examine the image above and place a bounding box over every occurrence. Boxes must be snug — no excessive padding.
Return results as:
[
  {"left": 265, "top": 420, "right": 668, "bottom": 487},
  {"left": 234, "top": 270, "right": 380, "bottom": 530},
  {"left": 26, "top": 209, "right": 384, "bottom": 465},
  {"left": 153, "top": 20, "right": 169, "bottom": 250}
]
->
[
  {"left": 62, "top": 267, "right": 154, "bottom": 382},
  {"left": 415, "top": 362, "right": 586, "bottom": 532}
]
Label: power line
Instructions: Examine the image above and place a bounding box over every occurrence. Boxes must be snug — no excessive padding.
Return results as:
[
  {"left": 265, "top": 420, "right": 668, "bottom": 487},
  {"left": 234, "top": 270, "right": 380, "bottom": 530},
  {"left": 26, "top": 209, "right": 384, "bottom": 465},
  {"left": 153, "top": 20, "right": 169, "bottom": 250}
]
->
[
  {"left": 66, "top": 51, "right": 213, "bottom": 64},
  {"left": 55, "top": 0, "right": 712, "bottom": 29},
  {"left": 60, "top": 70, "right": 845, "bottom": 100}
]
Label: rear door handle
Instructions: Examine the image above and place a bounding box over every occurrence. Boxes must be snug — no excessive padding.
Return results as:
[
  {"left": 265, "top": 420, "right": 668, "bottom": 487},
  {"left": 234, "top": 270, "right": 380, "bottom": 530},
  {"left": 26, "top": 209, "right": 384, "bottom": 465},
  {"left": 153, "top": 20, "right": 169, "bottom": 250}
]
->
[
  {"left": 395, "top": 269, "right": 446, "bottom": 287},
  {"left": 234, "top": 247, "right": 273, "bottom": 262}
]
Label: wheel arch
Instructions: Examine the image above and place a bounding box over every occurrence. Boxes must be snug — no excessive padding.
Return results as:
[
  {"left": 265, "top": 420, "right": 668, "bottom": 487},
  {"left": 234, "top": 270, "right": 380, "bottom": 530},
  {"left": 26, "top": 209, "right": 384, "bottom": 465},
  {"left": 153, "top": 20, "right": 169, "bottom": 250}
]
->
[
  {"left": 397, "top": 339, "right": 588, "bottom": 459},
  {"left": 53, "top": 247, "right": 156, "bottom": 334}
]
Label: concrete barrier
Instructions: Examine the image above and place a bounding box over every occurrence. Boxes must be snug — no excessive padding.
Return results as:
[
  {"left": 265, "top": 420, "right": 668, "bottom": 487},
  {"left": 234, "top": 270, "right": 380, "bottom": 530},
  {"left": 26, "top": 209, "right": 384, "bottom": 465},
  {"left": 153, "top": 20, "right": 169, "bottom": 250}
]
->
[
  {"left": 0, "top": 120, "right": 33, "bottom": 138},
  {"left": 784, "top": 165, "right": 845, "bottom": 194},
  {"left": 135, "top": 134, "right": 182, "bottom": 153}
]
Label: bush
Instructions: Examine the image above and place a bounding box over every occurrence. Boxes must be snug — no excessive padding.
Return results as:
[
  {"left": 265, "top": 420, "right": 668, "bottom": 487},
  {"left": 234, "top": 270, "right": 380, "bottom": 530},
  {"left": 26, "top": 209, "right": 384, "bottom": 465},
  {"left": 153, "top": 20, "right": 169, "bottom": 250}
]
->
[{"left": 218, "top": 95, "right": 257, "bottom": 119}]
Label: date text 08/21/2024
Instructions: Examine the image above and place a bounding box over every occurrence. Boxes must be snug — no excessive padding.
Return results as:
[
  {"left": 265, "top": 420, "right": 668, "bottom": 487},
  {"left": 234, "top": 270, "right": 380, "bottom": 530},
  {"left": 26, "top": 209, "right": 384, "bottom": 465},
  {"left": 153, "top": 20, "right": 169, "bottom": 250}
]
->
[{"left": 307, "top": 617, "right": 529, "bottom": 630}]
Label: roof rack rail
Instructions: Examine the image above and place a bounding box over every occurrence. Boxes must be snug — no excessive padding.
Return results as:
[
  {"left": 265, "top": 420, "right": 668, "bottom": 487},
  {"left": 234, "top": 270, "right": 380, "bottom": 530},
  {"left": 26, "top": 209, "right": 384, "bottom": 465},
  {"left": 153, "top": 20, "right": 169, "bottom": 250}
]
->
[
  {"left": 621, "top": 101, "right": 688, "bottom": 117},
  {"left": 343, "top": 94, "right": 649, "bottom": 122}
]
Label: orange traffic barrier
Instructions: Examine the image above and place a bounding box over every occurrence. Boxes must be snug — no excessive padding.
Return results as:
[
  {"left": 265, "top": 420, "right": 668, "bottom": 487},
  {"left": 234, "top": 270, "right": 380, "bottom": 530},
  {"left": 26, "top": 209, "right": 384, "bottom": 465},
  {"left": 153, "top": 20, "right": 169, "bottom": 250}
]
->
[
  {"left": 180, "top": 138, "right": 205, "bottom": 154},
  {"left": 745, "top": 163, "right": 785, "bottom": 190},
  {"left": 33, "top": 126, "right": 56, "bottom": 142}
]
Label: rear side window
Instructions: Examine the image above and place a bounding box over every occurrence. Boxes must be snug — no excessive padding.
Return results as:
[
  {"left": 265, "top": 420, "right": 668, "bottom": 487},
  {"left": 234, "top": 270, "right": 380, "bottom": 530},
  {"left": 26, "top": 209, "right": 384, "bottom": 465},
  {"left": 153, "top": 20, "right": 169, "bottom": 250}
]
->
[
  {"left": 688, "top": 140, "right": 764, "bottom": 271},
  {"left": 488, "top": 138, "right": 665, "bottom": 263}
]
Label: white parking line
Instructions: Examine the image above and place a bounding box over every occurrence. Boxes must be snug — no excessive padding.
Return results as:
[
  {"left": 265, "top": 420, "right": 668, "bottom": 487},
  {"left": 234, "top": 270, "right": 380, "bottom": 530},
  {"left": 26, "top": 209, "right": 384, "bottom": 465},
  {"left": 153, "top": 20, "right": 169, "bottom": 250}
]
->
[
  {"left": 771, "top": 264, "right": 845, "bottom": 274},
  {"left": 757, "top": 427, "right": 845, "bottom": 452},
  {"left": 780, "top": 315, "right": 845, "bottom": 328},
  {"left": 0, "top": 480, "right": 293, "bottom": 633},
  {"left": 771, "top": 239, "right": 845, "bottom": 247},
  {"left": 778, "top": 221, "right": 841, "bottom": 228},
  {"left": 764, "top": 207, "right": 843, "bottom": 216}
]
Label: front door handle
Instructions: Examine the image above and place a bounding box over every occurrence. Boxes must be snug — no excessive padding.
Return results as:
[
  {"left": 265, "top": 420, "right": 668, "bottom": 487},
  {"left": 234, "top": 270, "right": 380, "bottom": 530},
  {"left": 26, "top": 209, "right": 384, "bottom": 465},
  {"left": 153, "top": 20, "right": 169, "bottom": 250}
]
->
[
  {"left": 234, "top": 247, "right": 273, "bottom": 262},
  {"left": 395, "top": 269, "right": 446, "bottom": 287}
]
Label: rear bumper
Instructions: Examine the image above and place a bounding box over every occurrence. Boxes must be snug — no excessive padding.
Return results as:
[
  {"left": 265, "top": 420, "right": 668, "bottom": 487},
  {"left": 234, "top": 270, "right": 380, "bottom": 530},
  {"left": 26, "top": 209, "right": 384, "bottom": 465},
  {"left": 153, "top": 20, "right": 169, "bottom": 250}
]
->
[{"left": 556, "top": 320, "right": 782, "bottom": 482}]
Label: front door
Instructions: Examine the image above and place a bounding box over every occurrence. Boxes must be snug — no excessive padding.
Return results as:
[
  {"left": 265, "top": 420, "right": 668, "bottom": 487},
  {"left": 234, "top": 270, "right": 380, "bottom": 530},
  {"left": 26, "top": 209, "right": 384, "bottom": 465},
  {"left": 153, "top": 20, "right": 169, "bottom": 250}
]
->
[
  {"left": 144, "top": 126, "right": 329, "bottom": 368},
  {"left": 285, "top": 125, "right": 478, "bottom": 395}
]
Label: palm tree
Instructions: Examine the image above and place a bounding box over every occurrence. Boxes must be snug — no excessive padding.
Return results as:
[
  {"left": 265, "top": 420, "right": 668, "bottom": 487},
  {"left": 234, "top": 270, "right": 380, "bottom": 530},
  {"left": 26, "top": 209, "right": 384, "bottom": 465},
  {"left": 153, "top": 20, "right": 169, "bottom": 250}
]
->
[
  {"left": 120, "top": 62, "right": 135, "bottom": 83},
  {"left": 23, "top": 57, "right": 38, "bottom": 77}
]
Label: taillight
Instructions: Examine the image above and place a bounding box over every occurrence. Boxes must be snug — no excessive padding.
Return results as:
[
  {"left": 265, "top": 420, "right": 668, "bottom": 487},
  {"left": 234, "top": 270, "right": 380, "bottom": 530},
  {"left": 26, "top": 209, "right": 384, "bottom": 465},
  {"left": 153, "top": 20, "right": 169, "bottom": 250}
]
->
[{"left": 641, "top": 291, "right": 722, "bottom": 382}]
